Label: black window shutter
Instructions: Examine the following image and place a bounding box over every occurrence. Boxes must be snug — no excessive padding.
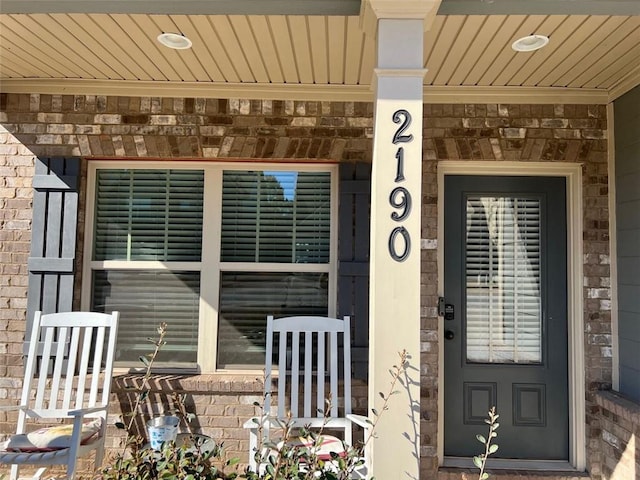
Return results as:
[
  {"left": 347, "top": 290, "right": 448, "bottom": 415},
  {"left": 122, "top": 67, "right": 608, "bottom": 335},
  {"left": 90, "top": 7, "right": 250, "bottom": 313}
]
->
[
  {"left": 25, "top": 157, "right": 80, "bottom": 353},
  {"left": 338, "top": 162, "right": 371, "bottom": 380}
]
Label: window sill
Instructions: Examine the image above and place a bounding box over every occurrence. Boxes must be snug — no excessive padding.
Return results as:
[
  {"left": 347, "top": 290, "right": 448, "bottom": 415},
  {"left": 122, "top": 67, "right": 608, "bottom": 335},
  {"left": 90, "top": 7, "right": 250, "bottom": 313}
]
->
[
  {"left": 111, "top": 372, "right": 265, "bottom": 394},
  {"left": 594, "top": 389, "right": 640, "bottom": 424}
]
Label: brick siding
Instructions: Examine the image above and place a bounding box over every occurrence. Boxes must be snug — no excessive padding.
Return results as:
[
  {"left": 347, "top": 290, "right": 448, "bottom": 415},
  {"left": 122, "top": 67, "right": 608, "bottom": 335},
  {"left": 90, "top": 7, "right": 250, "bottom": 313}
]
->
[
  {"left": 593, "top": 391, "right": 640, "bottom": 480},
  {"left": 0, "top": 93, "right": 619, "bottom": 479}
]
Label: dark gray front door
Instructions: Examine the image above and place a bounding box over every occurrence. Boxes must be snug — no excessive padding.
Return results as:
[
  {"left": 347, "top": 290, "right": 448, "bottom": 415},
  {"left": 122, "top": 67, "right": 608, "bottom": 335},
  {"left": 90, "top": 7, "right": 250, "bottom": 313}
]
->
[{"left": 444, "top": 175, "right": 568, "bottom": 460}]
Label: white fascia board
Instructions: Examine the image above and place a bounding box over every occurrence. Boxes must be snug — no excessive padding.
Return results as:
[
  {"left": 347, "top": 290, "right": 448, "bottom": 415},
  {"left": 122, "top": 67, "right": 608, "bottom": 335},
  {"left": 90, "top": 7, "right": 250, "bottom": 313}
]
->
[
  {"left": 437, "top": 0, "right": 640, "bottom": 15},
  {"left": 0, "top": 0, "right": 361, "bottom": 15},
  {"left": 0, "top": 78, "right": 613, "bottom": 105}
]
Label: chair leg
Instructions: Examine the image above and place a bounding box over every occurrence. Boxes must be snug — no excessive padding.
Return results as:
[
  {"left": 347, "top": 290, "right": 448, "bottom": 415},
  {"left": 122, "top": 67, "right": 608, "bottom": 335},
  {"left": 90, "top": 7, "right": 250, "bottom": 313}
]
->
[
  {"left": 248, "top": 429, "right": 258, "bottom": 472},
  {"left": 94, "top": 441, "right": 105, "bottom": 469},
  {"left": 66, "top": 457, "right": 79, "bottom": 480},
  {"left": 8, "top": 465, "right": 47, "bottom": 480},
  {"left": 33, "top": 467, "right": 47, "bottom": 479}
]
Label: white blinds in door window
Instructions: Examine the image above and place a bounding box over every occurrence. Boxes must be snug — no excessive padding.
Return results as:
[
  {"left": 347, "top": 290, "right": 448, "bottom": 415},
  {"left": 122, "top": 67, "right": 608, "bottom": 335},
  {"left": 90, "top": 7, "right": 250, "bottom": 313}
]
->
[{"left": 465, "top": 196, "right": 542, "bottom": 364}]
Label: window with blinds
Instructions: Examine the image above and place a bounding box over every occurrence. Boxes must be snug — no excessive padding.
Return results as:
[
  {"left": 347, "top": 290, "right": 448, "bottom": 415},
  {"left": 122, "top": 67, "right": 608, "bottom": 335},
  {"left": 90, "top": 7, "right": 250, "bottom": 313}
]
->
[
  {"left": 218, "top": 170, "right": 331, "bottom": 368},
  {"left": 86, "top": 164, "right": 335, "bottom": 371},
  {"left": 91, "top": 169, "right": 204, "bottom": 367},
  {"left": 465, "top": 196, "right": 542, "bottom": 364}
]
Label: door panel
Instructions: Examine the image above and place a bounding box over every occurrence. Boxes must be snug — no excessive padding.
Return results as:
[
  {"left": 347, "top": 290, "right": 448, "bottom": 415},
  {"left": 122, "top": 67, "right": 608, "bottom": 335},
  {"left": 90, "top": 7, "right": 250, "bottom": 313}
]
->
[{"left": 444, "top": 175, "right": 568, "bottom": 460}]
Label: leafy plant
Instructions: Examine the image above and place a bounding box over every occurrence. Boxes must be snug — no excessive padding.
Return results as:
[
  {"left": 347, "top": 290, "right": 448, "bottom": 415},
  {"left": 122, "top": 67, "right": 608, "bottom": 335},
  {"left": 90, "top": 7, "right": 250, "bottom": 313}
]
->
[
  {"left": 473, "top": 406, "right": 499, "bottom": 480},
  {"left": 95, "top": 436, "right": 237, "bottom": 480}
]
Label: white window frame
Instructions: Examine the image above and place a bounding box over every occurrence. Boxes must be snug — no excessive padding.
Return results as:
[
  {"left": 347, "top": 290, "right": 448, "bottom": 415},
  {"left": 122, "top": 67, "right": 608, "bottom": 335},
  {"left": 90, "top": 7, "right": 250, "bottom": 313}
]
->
[{"left": 81, "top": 160, "right": 339, "bottom": 373}]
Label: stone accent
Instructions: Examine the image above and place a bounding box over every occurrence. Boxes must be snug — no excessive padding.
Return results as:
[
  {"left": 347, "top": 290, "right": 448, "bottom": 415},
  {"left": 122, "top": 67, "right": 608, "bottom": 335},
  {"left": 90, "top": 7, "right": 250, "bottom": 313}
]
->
[{"left": 0, "top": 94, "right": 614, "bottom": 479}]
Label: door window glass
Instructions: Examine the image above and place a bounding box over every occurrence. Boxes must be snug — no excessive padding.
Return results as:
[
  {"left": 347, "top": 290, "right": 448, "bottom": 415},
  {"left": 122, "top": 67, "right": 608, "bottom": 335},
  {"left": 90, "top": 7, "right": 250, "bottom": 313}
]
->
[{"left": 465, "top": 196, "right": 542, "bottom": 363}]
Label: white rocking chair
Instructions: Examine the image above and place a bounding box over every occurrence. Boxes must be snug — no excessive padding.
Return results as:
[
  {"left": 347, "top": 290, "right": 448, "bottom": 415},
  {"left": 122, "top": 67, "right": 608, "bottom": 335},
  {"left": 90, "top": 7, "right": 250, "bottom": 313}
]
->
[
  {"left": 244, "top": 315, "right": 369, "bottom": 478},
  {"left": 0, "top": 311, "right": 120, "bottom": 480}
]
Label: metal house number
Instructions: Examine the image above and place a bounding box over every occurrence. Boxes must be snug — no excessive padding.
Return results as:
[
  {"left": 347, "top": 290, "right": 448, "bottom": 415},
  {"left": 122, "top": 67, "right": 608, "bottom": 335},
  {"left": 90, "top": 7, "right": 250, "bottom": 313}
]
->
[{"left": 388, "top": 109, "right": 413, "bottom": 262}]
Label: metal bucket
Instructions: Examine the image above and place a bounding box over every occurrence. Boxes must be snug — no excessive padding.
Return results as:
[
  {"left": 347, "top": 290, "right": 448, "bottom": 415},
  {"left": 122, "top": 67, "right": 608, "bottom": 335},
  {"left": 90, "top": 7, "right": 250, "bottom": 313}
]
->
[{"left": 146, "top": 415, "right": 179, "bottom": 450}]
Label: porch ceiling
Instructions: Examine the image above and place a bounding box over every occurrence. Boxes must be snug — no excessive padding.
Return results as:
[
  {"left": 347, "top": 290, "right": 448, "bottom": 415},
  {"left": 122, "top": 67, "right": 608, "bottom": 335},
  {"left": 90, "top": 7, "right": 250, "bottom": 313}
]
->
[{"left": 1, "top": 1, "right": 639, "bottom": 103}]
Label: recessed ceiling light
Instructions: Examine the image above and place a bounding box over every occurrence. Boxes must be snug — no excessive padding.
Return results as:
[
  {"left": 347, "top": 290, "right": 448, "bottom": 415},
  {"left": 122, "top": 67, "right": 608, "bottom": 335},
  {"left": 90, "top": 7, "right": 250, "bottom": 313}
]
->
[
  {"left": 157, "top": 32, "right": 192, "bottom": 50},
  {"left": 512, "top": 34, "right": 549, "bottom": 52}
]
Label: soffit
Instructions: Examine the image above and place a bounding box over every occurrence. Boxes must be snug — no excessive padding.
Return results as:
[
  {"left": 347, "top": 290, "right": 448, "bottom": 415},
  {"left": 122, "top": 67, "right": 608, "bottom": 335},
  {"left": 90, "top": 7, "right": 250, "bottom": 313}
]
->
[{"left": 1, "top": 10, "right": 639, "bottom": 102}]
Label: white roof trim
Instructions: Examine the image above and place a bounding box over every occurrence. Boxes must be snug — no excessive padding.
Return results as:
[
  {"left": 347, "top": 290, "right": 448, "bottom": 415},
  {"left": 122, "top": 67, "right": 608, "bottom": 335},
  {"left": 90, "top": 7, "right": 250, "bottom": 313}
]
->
[
  {"left": 0, "top": 78, "right": 613, "bottom": 104},
  {"left": 0, "top": 0, "right": 361, "bottom": 15}
]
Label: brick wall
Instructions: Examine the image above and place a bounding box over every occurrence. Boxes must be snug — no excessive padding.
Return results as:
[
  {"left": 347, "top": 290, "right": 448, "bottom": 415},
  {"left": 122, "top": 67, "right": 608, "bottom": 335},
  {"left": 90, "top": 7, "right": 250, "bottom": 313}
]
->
[
  {"left": 0, "top": 122, "right": 33, "bottom": 408},
  {"left": 0, "top": 94, "right": 615, "bottom": 479},
  {"left": 594, "top": 391, "right": 640, "bottom": 480},
  {"left": 420, "top": 103, "right": 612, "bottom": 479}
]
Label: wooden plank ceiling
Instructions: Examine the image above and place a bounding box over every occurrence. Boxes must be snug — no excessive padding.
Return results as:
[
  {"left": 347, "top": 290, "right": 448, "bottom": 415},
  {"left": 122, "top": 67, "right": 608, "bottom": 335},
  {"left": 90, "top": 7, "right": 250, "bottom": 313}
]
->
[{"left": 1, "top": 12, "right": 639, "bottom": 100}]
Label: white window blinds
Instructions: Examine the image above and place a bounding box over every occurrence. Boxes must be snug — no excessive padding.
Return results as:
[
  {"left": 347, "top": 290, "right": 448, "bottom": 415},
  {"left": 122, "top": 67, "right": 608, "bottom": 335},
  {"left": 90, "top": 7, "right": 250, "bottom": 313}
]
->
[
  {"left": 94, "top": 169, "right": 203, "bottom": 261},
  {"left": 465, "top": 196, "right": 542, "bottom": 364},
  {"left": 92, "top": 270, "right": 200, "bottom": 364},
  {"left": 91, "top": 169, "right": 204, "bottom": 366},
  {"left": 221, "top": 171, "right": 331, "bottom": 263}
]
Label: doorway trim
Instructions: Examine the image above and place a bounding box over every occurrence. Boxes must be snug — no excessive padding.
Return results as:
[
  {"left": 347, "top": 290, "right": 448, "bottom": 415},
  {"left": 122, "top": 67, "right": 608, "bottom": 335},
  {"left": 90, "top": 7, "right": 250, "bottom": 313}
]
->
[{"left": 436, "top": 161, "right": 585, "bottom": 471}]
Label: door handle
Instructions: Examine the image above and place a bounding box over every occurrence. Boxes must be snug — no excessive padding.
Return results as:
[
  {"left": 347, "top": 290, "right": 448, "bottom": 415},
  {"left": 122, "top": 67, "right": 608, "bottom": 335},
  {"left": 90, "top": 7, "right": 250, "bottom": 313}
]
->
[{"left": 444, "top": 330, "right": 455, "bottom": 340}]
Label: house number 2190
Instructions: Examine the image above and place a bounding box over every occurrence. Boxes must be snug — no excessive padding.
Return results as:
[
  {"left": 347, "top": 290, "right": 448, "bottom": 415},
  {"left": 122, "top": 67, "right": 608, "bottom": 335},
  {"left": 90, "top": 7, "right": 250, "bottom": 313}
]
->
[{"left": 388, "top": 109, "right": 413, "bottom": 262}]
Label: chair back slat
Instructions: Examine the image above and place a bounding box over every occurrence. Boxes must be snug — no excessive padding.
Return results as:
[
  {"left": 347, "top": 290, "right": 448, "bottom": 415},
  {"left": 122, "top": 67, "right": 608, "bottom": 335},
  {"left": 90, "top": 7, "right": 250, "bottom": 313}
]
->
[
  {"left": 49, "top": 326, "right": 68, "bottom": 407},
  {"left": 35, "top": 326, "right": 55, "bottom": 408},
  {"left": 277, "top": 329, "right": 287, "bottom": 417},
  {"left": 63, "top": 327, "right": 81, "bottom": 407},
  {"left": 264, "top": 316, "right": 274, "bottom": 416},
  {"left": 291, "top": 332, "right": 300, "bottom": 417},
  {"left": 89, "top": 326, "right": 106, "bottom": 406},
  {"left": 316, "top": 332, "right": 325, "bottom": 416},
  {"left": 330, "top": 330, "right": 339, "bottom": 417},
  {"left": 303, "top": 331, "right": 312, "bottom": 417},
  {"left": 74, "top": 326, "right": 92, "bottom": 409},
  {"left": 102, "top": 321, "right": 118, "bottom": 406},
  {"left": 343, "top": 317, "right": 352, "bottom": 414}
]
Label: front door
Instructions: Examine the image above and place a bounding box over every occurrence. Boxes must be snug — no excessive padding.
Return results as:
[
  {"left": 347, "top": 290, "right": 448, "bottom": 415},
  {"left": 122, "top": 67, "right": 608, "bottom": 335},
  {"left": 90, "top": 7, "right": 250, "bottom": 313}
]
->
[{"left": 444, "top": 175, "right": 568, "bottom": 461}]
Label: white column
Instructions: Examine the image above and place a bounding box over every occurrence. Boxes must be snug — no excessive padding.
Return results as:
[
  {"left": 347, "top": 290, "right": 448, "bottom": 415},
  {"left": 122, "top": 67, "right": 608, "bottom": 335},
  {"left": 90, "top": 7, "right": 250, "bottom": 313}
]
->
[{"left": 363, "top": 1, "right": 438, "bottom": 478}]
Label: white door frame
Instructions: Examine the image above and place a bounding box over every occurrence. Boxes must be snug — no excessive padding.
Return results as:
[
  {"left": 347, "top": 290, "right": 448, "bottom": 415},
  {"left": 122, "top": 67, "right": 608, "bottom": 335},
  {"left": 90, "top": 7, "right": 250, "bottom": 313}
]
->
[{"left": 436, "top": 161, "right": 586, "bottom": 471}]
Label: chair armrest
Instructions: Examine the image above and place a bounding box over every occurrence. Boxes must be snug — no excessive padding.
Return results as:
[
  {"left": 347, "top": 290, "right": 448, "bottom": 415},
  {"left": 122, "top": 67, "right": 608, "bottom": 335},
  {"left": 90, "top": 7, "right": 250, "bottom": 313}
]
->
[
  {"left": 346, "top": 413, "right": 371, "bottom": 429},
  {"left": 243, "top": 416, "right": 285, "bottom": 429},
  {"left": 0, "top": 404, "right": 27, "bottom": 412},
  {"left": 246, "top": 416, "right": 358, "bottom": 430},
  {"left": 243, "top": 417, "right": 261, "bottom": 429},
  {"left": 68, "top": 406, "right": 108, "bottom": 417},
  {"left": 289, "top": 417, "right": 336, "bottom": 429}
]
